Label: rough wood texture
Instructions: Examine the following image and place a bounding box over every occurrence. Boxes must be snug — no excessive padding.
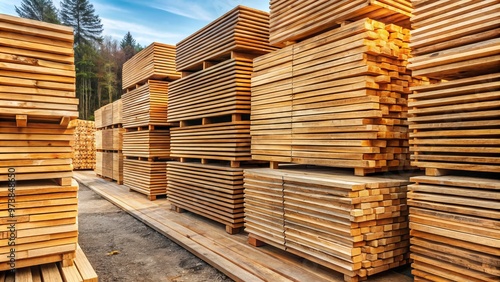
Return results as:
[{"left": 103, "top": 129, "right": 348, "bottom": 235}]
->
[
  {"left": 269, "top": 0, "right": 412, "bottom": 47},
  {"left": 123, "top": 129, "right": 171, "bottom": 159},
  {"left": 252, "top": 18, "right": 426, "bottom": 174},
  {"left": 409, "top": 174, "right": 500, "bottom": 282},
  {"left": 168, "top": 58, "right": 253, "bottom": 122},
  {"left": 123, "top": 158, "right": 167, "bottom": 199},
  {"left": 0, "top": 179, "right": 79, "bottom": 271},
  {"left": 0, "top": 14, "right": 78, "bottom": 122},
  {"left": 112, "top": 99, "right": 122, "bottom": 125},
  {"left": 122, "top": 80, "right": 176, "bottom": 128},
  {"left": 70, "top": 119, "right": 95, "bottom": 170},
  {"left": 175, "top": 6, "right": 276, "bottom": 72},
  {"left": 408, "top": 0, "right": 500, "bottom": 79},
  {"left": 244, "top": 167, "right": 412, "bottom": 281},
  {"left": 167, "top": 161, "right": 246, "bottom": 233},
  {"left": 122, "top": 42, "right": 180, "bottom": 90}
]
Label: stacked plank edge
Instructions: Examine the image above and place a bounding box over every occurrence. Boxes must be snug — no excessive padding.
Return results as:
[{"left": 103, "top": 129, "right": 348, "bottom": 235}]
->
[
  {"left": 407, "top": 1, "right": 500, "bottom": 281},
  {"left": 122, "top": 44, "right": 180, "bottom": 200},
  {"left": 244, "top": 167, "right": 412, "bottom": 282},
  {"left": 167, "top": 5, "right": 275, "bottom": 233},
  {"left": 0, "top": 14, "right": 79, "bottom": 270},
  {"left": 94, "top": 99, "right": 123, "bottom": 184},
  {"left": 71, "top": 119, "right": 96, "bottom": 170}
]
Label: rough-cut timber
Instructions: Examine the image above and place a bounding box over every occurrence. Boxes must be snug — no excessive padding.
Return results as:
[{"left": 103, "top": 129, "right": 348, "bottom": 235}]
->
[
  {"left": 168, "top": 58, "right": 253, "bottom": 122},
  {"left": 244, "top": 167, "right": 412, "bottom": 282},
  {"left": 175, "top": 6, "right": 276, "bottom": 72},
  {"left": 71, "top": 119, "right": 96, "bottom": 170},
  {"left": 252, "top": 18, "right": 424, "bottom": 175},
  {"left": 0, "top": 14, "right": 78, "bottom": 122},
  {"left": 408, "top": 174, "right": 500, "bottom": 282},
  {"left": 124, "top": 158, "right": 167, "bottom": 200},
  {"left": 0, "top": 179, "right": 79, "bottom": 270},
  {"left": 167, "top": 161, "right": 247, "bottom": 234},
  {"left": 269, "top": 0, "right": 412, "bottom": 47},
  {"left": 122, "top": 43, "right": 180, "bottom": 90},
  {"left": 122, "top": 80, "right": 175, "bottom": 128},
  {"left": 123, "top": 129, "right": 171, "bottom": 159},
  {"left": 408, "top": 0, "right": 500, "bottom": 79}
]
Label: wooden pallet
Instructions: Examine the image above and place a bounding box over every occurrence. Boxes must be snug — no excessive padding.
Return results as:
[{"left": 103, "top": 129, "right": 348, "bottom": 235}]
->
[
  {"left": 408, "top": 0, "right": 500, "bottom": 79},
  {"left": 122, "top": 80, "right": 177, "bottom": 128},
  {"left": 244, "top": 167, "right": 413, "bottom": 282},
  {"left": 123, "top": 158, "right": 167, "bottom": 200},
  {"left": 252, "top": 18, "right": 426, "bottom": 175},
  {"left": 269, "top": 0, "right": 412, "bottom": 47},
  {"left": 175, "top": 5, "right": 276, "bottom": 72},
  {"left": 409, "top": 174, "right": 500, "bottom": 282},
  {"left": 0, "top": 179, "right": 79, "bottom": 271},
  {"left": 167, "top": 161, "right": 247, "bottom": 234},
  {"left": 408, "top": 73, "right": 500, "bottom": 174},
  {"left": 0, "top": 14, "right": 78, "bottom": 122},
  {"left": 70, "top": 119, "right": 96, "bottom": 170},
  {"left": 122, "top": 42, "right": 180, "bottom": 90},
  {"left": 168, "top": 57, "right": 253, "bottom": 122}
]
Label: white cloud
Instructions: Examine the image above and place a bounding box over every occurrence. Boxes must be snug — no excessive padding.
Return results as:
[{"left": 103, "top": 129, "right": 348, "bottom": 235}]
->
[
  {"left": 101, "top": 17, "right": 183, "bottom": 45},
  {"left": 129, "top": 0, "right": 215, "bottom": 21}
]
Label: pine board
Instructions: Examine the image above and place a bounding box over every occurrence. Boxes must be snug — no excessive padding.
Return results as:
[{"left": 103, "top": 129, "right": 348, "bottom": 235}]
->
[
  {"left": 123, "top": 129, "right": 170, "bottom": 159},
  {"left": 123, "top": 159, "right": 167, "bottom": 198},
  {"left": 70, "top": 119, "right": 95, "bottom": 170}
]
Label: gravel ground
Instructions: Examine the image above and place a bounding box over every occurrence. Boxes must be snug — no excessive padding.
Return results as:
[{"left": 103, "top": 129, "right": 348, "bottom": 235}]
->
[{"left": 77, "top": 183, "right": 233, "bottom": 282}]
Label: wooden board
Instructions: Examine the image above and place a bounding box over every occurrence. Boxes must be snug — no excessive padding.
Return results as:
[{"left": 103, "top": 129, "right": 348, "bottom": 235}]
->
[
  {"left": 70, "top": 119, "right": 95, "bottom": 170},
  {"left": 409, "top": 174, "right": 500, "bottom": 281},
  {"left": 122, "top": 42, "right": 180, "bottom": 90},
  {"left": 112, "top": 152, "right": 123, "bottom": 184},
  {"left": 252, "top": 18, "right": 426, "bottom": 175},
  {"left": 123, "top": 129, "right": 170, "bottom": 159},
  {"left": 112, "top": 99, "right": 122, "bottom": 125},
  {"left": 268, "top": 0, "right": 412, "bottom": 47},
  {"left": 244, "top": 167, "right": 413, "bottom": 281},
  {"left": 0, "top": 14, "right": 77, "bottom": 121},
  {"left": 123, "top": 158, "right": 167, "bottom": 199},
  {"left": 175, "top": 6, "right": 276, "bottom": 72},
  {"left": 167, "top": 161, "right": 247, "bottom": 232},
  {"left": 101, "top": 152, "right": 113, "bottom": 179},
  {"left": 122, "top": 80, "right": 176, "bottom": 128},
  {"left": 168, "top": 58, "right": 253, "bottom": 122},
  {"left": 408, "top": 73, "right": 500, "bottom": 174},
  {"left": 0, "top": 179, "right": 79, "bottom": 271}
]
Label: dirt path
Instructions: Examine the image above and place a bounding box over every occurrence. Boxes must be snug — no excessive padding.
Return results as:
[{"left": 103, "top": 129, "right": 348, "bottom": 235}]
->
[{"left": 77, "top": 182, "right": 233, "bottom": 282}]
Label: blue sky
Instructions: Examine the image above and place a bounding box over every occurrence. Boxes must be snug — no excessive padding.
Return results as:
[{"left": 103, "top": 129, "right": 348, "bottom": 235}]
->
[{"left": 0, "top": 0, "right": 269, "bottom": 46}]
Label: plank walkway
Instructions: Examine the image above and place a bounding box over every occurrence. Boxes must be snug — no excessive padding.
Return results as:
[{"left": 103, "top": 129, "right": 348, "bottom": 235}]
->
[{"left": 73, "top": 170, "right": 412, "bottom": 282}]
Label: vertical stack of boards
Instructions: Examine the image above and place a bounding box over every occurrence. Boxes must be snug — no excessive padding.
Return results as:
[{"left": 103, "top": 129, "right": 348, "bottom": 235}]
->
[{"left": 71, "top": 119, "right": 96, "bottom": 170}]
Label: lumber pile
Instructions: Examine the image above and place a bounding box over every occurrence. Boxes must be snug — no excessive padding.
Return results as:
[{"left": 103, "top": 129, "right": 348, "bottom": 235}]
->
[
  {"left": 168, "top": 5, "right": 274, "bottom": 233},
  {"left": 167, "top": 161, "right": 246, "bottom": 234},
  {"left": 121, "top": 44, "right": 180, "bottom": 200},
  {"left": 175, "top": 6, "right": 276, "bottom": 71},
  {"left": 244, "top": 167, "right": 411, "bottom": 282},
  {"left": 252, "top": 18, "right": 425, "bottom": 175},
  {"left": 94, "top": 100, "right": 123, "bottom": 184},
  {"left": 406, "top": 1, "right": 500, "bottom": 281},
  {"left": 268, "top": 0, "right": 412, "bottom": 47},
  {"left": 408, "top": 175, "right": 500, "bottom": 282},
  {"left": 71, "top": 119, "right": 96, "bottom": 170},
  {"left": 122, "top": 42, "right": 180, "bottom": 90}
]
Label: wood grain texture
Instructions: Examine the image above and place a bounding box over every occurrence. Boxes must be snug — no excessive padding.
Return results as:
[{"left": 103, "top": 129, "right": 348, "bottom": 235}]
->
[{"left": 70, "top": 119, "right": 96, "bottom": 170}]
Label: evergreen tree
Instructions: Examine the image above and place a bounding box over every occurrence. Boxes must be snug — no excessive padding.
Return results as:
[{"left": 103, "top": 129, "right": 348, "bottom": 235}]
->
[
  {"left": 15, "top": 0, "right": 60, "bottom": 24},
  {"left": 60, "top": 0, "right": 103, "bottom": 45},
  {"left": 120, "top": 31, "right": 137, "bottom": 61}
]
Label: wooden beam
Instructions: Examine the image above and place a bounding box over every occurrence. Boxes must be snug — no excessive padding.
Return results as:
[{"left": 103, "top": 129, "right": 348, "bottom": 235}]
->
[{"left": 16, "top": 114, "right": 27, "bottom": 127}]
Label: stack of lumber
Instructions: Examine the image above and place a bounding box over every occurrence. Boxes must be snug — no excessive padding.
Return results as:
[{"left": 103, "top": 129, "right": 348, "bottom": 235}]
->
[
  {"left": 408, "top": 175, "right": 500, "bottom": 281},
  {"left": 244, "top": 167, "right": 411, "bottom": 282},
  {"left": 71, "top": 119, "right": 96, "bottom": 170},
  {"left": 268, "top": 0, "right": 412, "bottom": 47},
  {"left": 0, "top": 180, "right": 78, "bottom": 270},
  {"left": 122, "top": 80, "right": 174, "bottom": 127},
  {"left": 406, "top": 1, "right": 500, "bottom": 281},
  {"left": 0, "top": 14, "right": 78, "bottom": 122},
  {"left": 94, "top": 100, "right": 123, "bottom": 184},
  {"left": 122, "top": 42, "right": 180, "bottom": 90},
  {"left": 167, "top": 161, "right": 246, "bottom": 234},
  {"left": 0, "top": 244, "right": 98, "bottom": 282},
  {"left": 121, "top": 43, "right": 180, "bottom": 200},
  {"left": 175, "top": 6, "right": 276, "bottom": 71},
  {"left": 168, "top": 5, "right": 274, "bottom": 232},
  {"left": 252, "top": 18, "right": 424, "bottom": 176}
]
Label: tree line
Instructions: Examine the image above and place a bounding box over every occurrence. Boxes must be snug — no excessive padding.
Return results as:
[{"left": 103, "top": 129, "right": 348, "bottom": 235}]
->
[{"left": 15, "top": 0, "right": 143, "bottom": 120}]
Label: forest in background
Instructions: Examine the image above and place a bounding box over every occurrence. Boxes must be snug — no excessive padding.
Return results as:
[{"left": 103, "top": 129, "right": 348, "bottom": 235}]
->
[{"left": 14, "top": 0, "right": 144, "bottom": 120}]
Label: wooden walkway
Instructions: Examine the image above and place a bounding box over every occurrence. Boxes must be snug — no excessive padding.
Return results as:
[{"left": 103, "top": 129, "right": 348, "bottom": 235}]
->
[{"left": 74, "top": 171, "right": 412, "bottom": 282}]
